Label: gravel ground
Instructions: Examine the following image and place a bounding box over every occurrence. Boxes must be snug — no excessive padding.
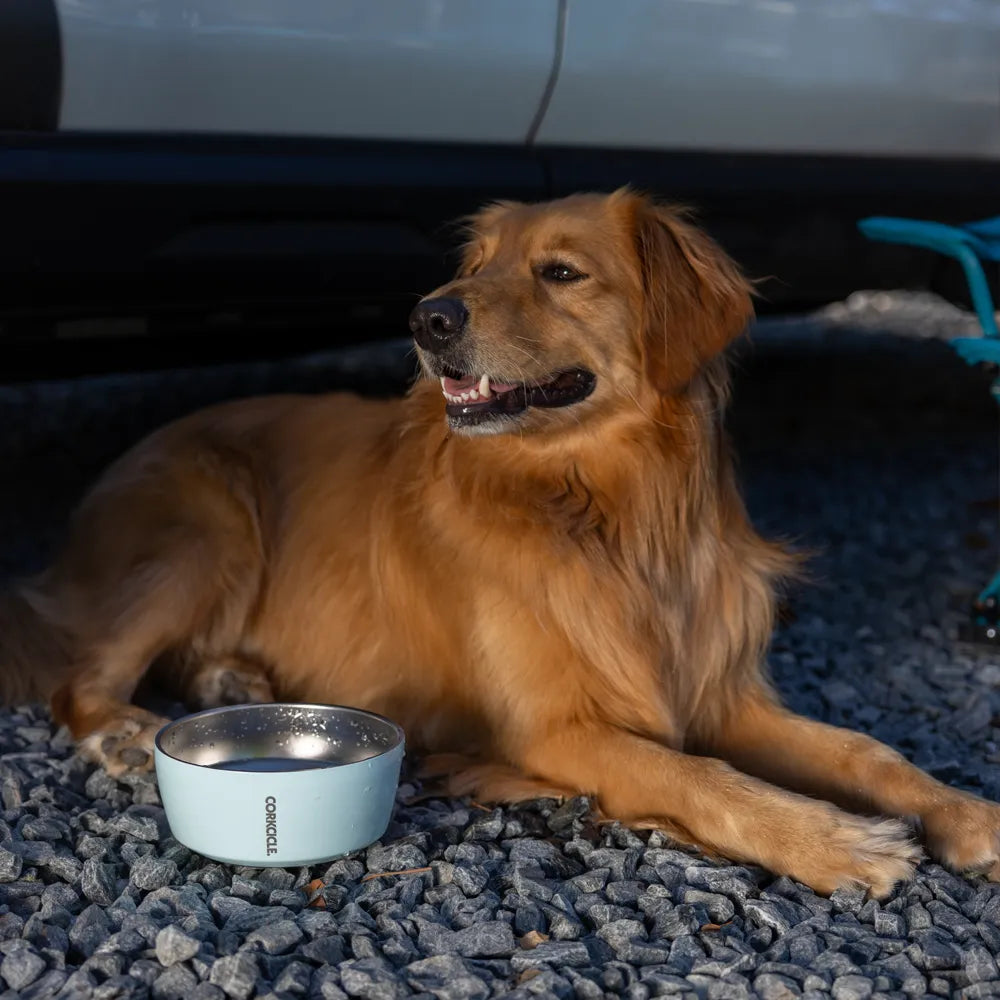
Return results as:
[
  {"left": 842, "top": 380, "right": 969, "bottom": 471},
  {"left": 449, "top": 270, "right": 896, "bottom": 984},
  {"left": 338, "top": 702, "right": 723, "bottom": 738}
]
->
[{"left": 2, "top": 292, "right": 1000, "bottom": 1000}]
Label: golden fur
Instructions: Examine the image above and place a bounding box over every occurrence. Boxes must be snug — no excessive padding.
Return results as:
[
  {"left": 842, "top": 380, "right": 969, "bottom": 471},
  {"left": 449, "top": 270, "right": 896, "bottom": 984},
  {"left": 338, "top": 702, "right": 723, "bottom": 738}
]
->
[{"left": 2, "top": 189, "right": 998, "bottom": 895}]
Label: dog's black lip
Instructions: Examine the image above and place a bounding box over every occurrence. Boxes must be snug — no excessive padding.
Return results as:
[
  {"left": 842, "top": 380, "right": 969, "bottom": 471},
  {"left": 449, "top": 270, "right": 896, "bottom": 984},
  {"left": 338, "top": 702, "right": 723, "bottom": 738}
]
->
[{"left": 444, "top": 368, "right": 596, "bottom": 426}]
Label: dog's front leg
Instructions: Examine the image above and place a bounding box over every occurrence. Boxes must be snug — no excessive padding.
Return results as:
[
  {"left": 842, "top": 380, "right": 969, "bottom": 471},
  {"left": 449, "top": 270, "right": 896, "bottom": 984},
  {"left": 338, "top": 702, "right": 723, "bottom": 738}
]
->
[
  {"left": 699, "top": 692, "right": 1000, "bottom": 880},
  {"left": 512, "top": 723, "right": 919, "bottom": 897}
]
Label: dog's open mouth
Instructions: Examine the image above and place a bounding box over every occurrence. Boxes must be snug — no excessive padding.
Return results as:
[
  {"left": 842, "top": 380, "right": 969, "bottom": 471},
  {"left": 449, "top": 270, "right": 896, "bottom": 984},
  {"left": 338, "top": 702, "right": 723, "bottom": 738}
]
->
[{"left": 437, "top": 365, "right": 596, "bottom": 426}]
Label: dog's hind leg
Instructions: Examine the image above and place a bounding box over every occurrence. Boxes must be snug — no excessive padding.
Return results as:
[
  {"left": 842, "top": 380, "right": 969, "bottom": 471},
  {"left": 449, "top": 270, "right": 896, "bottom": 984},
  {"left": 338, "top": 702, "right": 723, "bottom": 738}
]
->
[
  {"left": 45, "top": 450, "right": 266, "bottom": 776},
  {"left": 50, "top": 541, "right": 263, "bottom": 776}
]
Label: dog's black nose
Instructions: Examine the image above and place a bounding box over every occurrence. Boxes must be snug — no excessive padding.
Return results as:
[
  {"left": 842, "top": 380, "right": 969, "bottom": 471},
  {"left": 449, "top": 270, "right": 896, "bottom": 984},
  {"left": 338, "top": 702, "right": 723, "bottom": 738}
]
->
[{"left": 409, "top": 297, "right": 468, "bottom": 352}]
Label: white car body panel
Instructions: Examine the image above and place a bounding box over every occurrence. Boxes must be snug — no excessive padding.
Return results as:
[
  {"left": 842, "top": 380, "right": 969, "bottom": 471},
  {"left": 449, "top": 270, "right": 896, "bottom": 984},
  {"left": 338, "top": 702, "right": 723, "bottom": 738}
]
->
[
  {"left": 55, "top": 0, "right": 559, "bottom": 142},
  {"left": 537, "top": 0, "right": 1000, "bottom": 158},
  {"left": 51, "top": 0, "right": 1000, "bottom": 160}
]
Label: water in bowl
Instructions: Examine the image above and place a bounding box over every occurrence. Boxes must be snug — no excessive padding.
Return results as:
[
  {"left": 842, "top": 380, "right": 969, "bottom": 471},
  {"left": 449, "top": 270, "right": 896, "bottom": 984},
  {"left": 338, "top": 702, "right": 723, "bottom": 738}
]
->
[{"left": 209, "top": 757, "right": 335, "bottom": 772}]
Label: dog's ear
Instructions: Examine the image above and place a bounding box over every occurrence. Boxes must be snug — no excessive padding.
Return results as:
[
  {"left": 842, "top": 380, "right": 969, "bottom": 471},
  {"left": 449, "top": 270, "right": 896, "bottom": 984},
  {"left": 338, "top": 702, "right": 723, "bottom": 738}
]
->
[{"left": 629, "top": 194, "right": 753, "bottom": 394}]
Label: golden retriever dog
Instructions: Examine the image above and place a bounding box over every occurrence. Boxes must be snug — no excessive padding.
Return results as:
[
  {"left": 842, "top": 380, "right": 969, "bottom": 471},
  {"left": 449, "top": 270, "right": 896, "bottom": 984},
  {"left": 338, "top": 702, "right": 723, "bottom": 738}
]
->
[{"left": 1, "top": 189, "right": 998, "bottom": 896}]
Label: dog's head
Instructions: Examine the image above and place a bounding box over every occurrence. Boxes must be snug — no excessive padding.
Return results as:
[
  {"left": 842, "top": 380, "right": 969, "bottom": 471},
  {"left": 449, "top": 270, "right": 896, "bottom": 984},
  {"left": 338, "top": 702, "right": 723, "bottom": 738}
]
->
[{"left": 410, "top": 189, "right": 753, "bottom": 436}]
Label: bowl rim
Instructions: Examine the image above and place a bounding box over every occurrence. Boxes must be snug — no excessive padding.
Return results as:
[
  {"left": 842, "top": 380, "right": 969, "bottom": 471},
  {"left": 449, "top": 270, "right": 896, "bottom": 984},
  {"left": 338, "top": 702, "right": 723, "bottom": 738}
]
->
[{"left": 153, "top": 701, "right": 406, "bottom": 768}]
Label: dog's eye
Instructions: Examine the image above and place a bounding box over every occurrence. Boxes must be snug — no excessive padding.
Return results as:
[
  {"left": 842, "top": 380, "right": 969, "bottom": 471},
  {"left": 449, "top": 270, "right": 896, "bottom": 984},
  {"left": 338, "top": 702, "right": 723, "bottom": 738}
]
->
[{"left": 540, "top": 262, "right": 587, "bottom": 283}]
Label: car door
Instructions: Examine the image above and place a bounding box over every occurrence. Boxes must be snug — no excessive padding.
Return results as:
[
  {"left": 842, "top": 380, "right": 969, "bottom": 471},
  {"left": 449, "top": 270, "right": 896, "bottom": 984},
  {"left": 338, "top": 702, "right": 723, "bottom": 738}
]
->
[
  {"left": 536, "top": 0, "right": 1000, "bottom": 159},
  {"left": 55, "top": 0, "right": 560, "bottom": 142}
]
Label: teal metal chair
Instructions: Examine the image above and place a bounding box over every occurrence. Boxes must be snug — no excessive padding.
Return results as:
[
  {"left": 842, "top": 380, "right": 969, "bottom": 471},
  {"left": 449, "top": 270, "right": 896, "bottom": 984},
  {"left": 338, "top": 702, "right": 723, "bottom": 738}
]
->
[{"left": 859, "top": 214, "right": 1000, "bottom": 640}]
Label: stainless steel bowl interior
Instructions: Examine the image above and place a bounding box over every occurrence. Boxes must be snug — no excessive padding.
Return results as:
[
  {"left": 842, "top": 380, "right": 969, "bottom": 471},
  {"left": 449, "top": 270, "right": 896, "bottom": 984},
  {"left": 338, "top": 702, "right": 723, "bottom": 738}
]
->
[{"left": 155, "top": 703, "right": 404, "bottom": 769}]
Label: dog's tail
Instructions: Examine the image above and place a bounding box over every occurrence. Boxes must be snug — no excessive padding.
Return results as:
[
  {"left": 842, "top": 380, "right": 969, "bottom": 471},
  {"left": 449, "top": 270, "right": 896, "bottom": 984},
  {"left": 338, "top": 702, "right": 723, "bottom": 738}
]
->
[{"left": 0, "top": 585, "right": 72, "bottom": 705}]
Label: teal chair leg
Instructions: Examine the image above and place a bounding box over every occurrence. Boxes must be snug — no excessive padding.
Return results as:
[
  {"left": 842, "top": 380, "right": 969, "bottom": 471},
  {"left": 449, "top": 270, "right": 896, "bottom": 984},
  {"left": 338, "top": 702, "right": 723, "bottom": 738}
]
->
[{"left": 954, "top": 243, "right": 1000, "bottom": 339}]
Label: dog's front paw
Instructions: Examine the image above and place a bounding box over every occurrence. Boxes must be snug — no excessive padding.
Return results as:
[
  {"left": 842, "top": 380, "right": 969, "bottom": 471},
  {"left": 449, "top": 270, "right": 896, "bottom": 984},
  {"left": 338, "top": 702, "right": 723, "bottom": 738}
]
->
[
  {"left": 802, "top": 812, "right": 923, "bottom": 899},
  {"left": 78, "top": 707, "right": 167, "bottom": 777},
  {"left": 922, "top": 792, "right": 1000, "bottom": 879}
]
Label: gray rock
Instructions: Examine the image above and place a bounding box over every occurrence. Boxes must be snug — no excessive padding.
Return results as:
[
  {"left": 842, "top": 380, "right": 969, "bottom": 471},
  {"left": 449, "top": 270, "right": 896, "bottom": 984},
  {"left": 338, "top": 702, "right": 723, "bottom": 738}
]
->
[
  {"left": 129, "top": 856, "right": 179, "bottom": 892},
  {"left": 596, "top": 918, "right": 647, "bottom": 951},
  {"left": 686, "top": 868, "right": 759, "bottom": 905},
  {"left": 511, "top": 941, "right": 591, "bottom": 969},
  {"left": 155, "top": 925, "right": 200, "bottom": 966},
  {"left": 0, "top": 847, "right": 22, "bottom": 883},
  {"left": 26, "top": 968, "right": 70, "bottom": 999},
  {"left": 245, "top": 919, "right": 304, "bottom": 955},
  {"left": 300, "top": 936, "right": 346, "bottom": 966},
  {"left": 745, "top": 899, "right": 798, "bottom": 935},
  {"left": 754, "top": 972, "right": 802, "bottom": 999},
  {"left": 190, "top": 986, "right": 227, "bottom": 1000},
  {"left": 570, "top": 869, "right": 610, "bottom": 894},
  {"left": 547, "top": 797, "right": 591, "bottom": 834},
  {"left": 68, "top": 905, "right": 111, "bottom": 958},
  {"left": 831, "top": 974, "right": 874, "bottom": 1000},
  {"left": 964, "top": 943, "right": 999, "bottom": 983},
  {"left": 669, "top": 934, "right": 707, "bottom": 974},
  {"left": 1, "top": 944, "right": 46, "bottom": 991},
  {"left": 152, "top": 963, "right": 199, "bottom": 1000},
  {"left": 462, "top": 812, "right": 504, "bottom": 842},
  {"left": 451, "top": 921, "right": 515, "bottom": 958},
  {"left": 518, "top": 968, "right": 575, "bottom": 998},
  {"left": 113, "top": 813, "right": 161, "bottom": 842},
  {"left": 873, "top": 910, "right": 906, "bottom": 939},
  {"left": 404, "top": 955, "right": 489, "bottom": 1000},
  {"left": 683, "top": 889, "right": 736, "bottom": 924},
  {"left": 208, "top": 954, "right": 259, "bottom": 1000},
  {"left": 583, "top": 902, "right": 637, "bottom": 927},
  {"left": 339, "top": 958, "right": 408, "bottom": 1000},
  {"left": 907, "top": 933, "right": 961, "bottom": 972},
  {"left": 16, "top": 841, "right": 54, "bottom": 865},
  {"left": 452, "top": 864, "right": 489, "bottom": 897},
  {"left": 80, "top": 858, "right": 118, "bottom": 906},
  {"left": 273, "top": 960, "right": 312, "bottom": 995},
  {"left": 42, "top": 853, "right": 82, "bottom": 884},
  {"left": 904, "top": 904, "right": 932, "bottom": 930},
  {"left": 962, "top": 983, "right": 1000, "bottom": 1000},
  {"left": 584, "top": 849, "right": 639, "bottom": 881}
]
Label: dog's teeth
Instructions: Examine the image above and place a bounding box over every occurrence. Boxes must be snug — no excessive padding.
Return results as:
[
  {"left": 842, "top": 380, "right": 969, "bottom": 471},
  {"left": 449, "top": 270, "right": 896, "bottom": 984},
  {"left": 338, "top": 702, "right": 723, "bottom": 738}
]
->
[
  {"left": 461, "top": 393, "right": 470, "bottom": 403},
  {"left": 478, "top": 374, "right": 490, "bottom": 398},
  {"left": 469, "top": 390, "right": 479, "bottom": 401}
]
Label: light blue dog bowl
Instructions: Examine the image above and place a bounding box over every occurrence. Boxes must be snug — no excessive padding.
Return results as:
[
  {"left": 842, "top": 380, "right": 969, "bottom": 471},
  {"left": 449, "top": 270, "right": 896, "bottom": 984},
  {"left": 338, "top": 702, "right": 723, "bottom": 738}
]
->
[{"left": 154, "top": 703, "right": 405, "bottom": 867}]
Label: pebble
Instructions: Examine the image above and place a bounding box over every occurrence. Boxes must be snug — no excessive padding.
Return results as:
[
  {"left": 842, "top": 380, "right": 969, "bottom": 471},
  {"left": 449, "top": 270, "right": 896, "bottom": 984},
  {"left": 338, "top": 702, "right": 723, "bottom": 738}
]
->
[
  {"left": 152, "top": 962, "right": 199, "bottom": 1000},
  {"left": 245, "top": 920, "right": 304, "bottom": 955},
  {"left": 80, "top": 858, "right": 118, "bottom": 906},
  {"left": 208, "top": 954, "right": 260, "bottom": 1000},
  {"left": 404, "top": 955, "right": 489, "bottom": 1000},
  {"left": 155, "top": 925, "right": 200, "bottom": 966},
  {"left": 0, "top": 847, "right": 23, "bottom": 883},
  {"left": 339, "top": 958, "right": 408, "bottom": 1000},
  {"left": 0, "top": 943, "right": 46, "bottom": 991},
  {"left": 130, "top": 856, "right": 180, "bottom": 892}
]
